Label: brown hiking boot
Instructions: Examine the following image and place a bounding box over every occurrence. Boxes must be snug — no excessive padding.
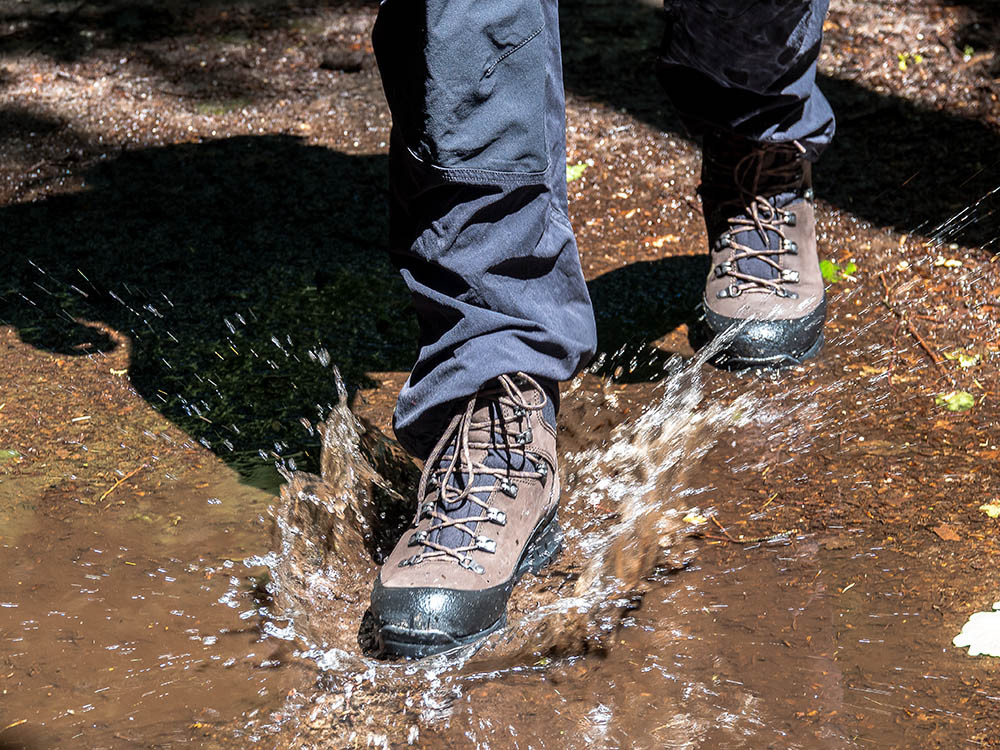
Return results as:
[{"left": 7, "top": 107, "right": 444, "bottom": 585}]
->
[
  {"left": 700, "top": 133, "right": 826, "bottom": 368},
  {"left": 371, "top": 373, "right": 562, "bottom": 658}
]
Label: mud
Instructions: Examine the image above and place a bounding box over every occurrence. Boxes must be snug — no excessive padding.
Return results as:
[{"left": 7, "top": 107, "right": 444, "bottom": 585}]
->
[{"left": 2, "top": 0, "right": 1000, "bottom": 747}]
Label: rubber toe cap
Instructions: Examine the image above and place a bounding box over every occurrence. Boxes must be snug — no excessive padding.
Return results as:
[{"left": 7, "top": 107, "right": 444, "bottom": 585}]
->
[
  {"left": 371, "top": 578, "right": 512, "bottom": 655},
  {"left": 705, "top": 295, "right": 826, "bottom": 367}
]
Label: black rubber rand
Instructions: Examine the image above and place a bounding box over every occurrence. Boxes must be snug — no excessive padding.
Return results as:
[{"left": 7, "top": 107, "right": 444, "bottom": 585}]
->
[{"left": 372, "top": 507, "right": 562, "bottom": 659}]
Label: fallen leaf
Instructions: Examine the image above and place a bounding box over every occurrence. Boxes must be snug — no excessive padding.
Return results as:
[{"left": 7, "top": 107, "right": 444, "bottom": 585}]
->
[
  {"left": 935, "top": 391, "right": 975, "bottom": 412},
  {"left": 683, "top": 512, "right": 708, "bottom": 526},
  {"left": 932, "top": 523, "right": 961, "bottom": 542},
  {"left": 645, "top": 234, "right": 680, "bottom": 248},
  {"left": 979, "top": 500, "right": 1000, "bottom": 519},
  {"left": 943, "top": 350, "right": 981, "bottom": 369},
  {"left": 566, "top": 162, "right": 589, "bottom": 182},
  {"left": 934, "top": 256, "right": 963, "bottom": 269},
  {"left": 858, "top": 365, "right": 888, "bottom": 377},
  {"left": 954, "top": 602, "right": 1000, "bottom": 656}
]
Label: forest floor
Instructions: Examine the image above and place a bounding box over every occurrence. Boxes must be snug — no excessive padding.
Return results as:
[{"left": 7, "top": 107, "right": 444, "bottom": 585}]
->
[{"left": 1, "top": 0, "right": 1000, "bottom": 747}]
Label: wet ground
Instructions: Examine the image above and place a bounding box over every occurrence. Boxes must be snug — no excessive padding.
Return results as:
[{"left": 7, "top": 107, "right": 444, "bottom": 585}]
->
[{"left": 2, "top": 0, "right": 1000, "bottom": 747}]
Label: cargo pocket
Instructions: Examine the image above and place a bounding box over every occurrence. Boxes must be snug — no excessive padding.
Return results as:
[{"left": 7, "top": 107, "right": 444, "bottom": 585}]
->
[{"left": 373, "top": 0, "right": 549, "bottom": 184}]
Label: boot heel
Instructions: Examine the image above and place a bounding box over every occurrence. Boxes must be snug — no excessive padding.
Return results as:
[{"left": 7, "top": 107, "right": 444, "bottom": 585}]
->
[{"left": 521, "top": 513, "right": 562, "bottom": 575}]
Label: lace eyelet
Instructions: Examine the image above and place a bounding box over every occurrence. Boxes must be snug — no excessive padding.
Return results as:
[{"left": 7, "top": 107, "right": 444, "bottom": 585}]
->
[
  {"left": 399, "top": 553, "right": 423, "bottom": 567},
  {"left": 474, "top": 536, "right": 497, "bottom": 554},
  {"left": 459, "top": 556, "right": 485, "bottom": 574},
  {"left": 498, "top": 479, "right": 518, "bottom": 498},
  {"left": 714, "top": 260, "right": 734, "bottom": 278}
]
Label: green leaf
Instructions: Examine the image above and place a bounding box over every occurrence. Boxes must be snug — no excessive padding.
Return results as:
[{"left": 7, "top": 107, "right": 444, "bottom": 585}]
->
[
  {"left": 566, "top": 162, "right": 589, "bottom": 182},
  {"left": 820, "top": 259, "right": 858, "bottom": 284},
  {"left": 819, "top": 259, "right": 838, "bottom": 283},
  {"left": 0, "top": 449, "right": 20, "bottom": 462},
  {"left": 935, "top": 390, "right": 975, "bottom": 412},
  {"left": 944, "top": 350, "right": 981, "bottom": 369}
]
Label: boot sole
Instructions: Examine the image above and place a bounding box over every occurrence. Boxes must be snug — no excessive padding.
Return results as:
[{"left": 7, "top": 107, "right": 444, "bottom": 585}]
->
[
  {"left": 712, "top": 332, "right": 824, "bottom": 371},
  {"left": 377, "top": 509, "right": 563, "bottom": 659}
]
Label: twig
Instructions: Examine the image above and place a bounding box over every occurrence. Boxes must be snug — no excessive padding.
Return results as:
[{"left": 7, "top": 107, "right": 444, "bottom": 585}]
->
[
  {"left": 760, "top": 492, "right": 778, "bottom": 512},
  {"left": 710, "top": 515, "right": 739, "bottom": 542},
  {"left": 97, "top": 462, "right": 149, "bottom": 506},
  {"left": 700, "top": 528, "right": 799, "bottom": 545},
  {"left": 878, "top": 272, "right": 949, "bottom": 380},
  {"left": 906, "top": 319, "right": 946, "bottom": 371}
]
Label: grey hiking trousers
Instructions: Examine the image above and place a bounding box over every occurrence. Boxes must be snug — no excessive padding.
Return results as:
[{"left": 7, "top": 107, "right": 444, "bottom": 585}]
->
[{"left": 372, "top": 0, "right": 835, "bottom": 458}]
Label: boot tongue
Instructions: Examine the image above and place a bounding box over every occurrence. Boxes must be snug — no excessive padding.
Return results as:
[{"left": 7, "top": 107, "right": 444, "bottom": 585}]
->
[
  {"left": 704, "top": 140, "right": 804, "bottom": 285},
  {"left": 730, "top": 149, "right": 802, "bottom": 283},
  {"left": 429, "top": 447, "right": 535, "bottom": 551},
  {"left": 426, "top": 387, "right": 554, "bottom": 553},
  {"left": 730, "top": 199, "right": 788, "bottom": 283}
]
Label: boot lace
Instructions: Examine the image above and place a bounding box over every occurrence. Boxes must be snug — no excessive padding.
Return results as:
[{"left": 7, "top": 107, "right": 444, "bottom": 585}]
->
[
  {"left": 398, "top": 373, "right": 549, "bottom": 574},
  {"left": 710, "top": 140, "right": 809, "bottom": 300}
]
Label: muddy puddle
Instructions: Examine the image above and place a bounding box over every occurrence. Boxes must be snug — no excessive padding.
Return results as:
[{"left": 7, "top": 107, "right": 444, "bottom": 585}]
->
[
  {"left": 209, "top": 343, "right": 996, "bottom": 747},
  {"left": 426, "top": 533, "right": 994, "bottom": 749},
  {"left": 0, "top": 467, "right": 305, "bottom": 748},
  {"left": 2, "top": 0, "right": 999, "bottom": 741},
  {"left": 3, "top": 323, "right": 1000, "bottom": 748}
]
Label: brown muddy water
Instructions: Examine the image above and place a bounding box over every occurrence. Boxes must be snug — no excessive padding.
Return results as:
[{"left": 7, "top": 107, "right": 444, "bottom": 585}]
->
[
  {"left": 0, "top": 468, "right": 307, "bottom": 748},
  {"left": 5, "top": 332, "right": 997, "bottom": 749}
]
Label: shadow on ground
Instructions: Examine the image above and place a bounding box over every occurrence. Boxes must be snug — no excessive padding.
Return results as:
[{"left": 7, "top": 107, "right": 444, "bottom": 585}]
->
[
  {"left": 2, "top": 0, "right": 997, "bottom": 247},
  {"left": 2, "top": 0, "right": 999, "bottom": 481},
  {"left": 586, "top": 254, "right": 707, "bottom": 379},
  {"left": 0, "top": 136, "right": 417, "bottom": 487},
  {"left": 0, "top": 134, "right": 709, "bottom": 480},
  {"left": 559, "top": 0, "right": 1000, "bottom": 249}
]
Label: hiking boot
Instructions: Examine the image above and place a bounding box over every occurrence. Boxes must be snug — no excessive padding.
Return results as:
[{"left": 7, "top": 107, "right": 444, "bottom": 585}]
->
[
  {"left": 371, "top": 373, "right": 562, "bottom": 658},
  {"left": 700, "top": 133, "right": 826, "bottom": 368}
]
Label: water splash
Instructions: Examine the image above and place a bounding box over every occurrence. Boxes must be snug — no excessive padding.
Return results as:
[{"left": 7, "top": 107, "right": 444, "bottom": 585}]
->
[
  {"left": 246, "top": 368, "right": 415, "bottom": 652},
  {"left": 496, "top": 340, "right": 760, "bottom": 655}
]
